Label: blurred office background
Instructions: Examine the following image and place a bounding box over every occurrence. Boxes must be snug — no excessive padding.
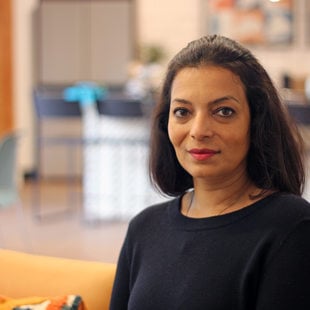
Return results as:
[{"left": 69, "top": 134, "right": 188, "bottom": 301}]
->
[{"left": 1, "top": 0, "right": 310, "bottom": 263}]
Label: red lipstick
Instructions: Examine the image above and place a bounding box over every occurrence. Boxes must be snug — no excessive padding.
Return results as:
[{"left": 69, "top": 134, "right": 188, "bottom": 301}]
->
[{"left": 189, "top": 148, "right": 219, "bottom": 161}]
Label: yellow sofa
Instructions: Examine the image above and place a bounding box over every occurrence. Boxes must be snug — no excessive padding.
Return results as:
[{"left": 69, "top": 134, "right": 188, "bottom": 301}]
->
[{"left": 0, "top": 249, "right": 116, "bottom": 310}]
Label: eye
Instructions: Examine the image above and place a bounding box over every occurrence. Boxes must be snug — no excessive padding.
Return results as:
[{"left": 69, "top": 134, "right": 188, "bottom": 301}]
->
[
  {"left": 214, "top": 107, "right": 235, "bottom": 117},
  {"left": 173, "top": 107, "right": 190, "bottom": 118}
]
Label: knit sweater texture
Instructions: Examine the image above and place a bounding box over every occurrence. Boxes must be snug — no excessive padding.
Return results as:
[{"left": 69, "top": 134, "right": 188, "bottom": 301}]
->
[{"left": 110, "top": 192, "right": 310, "bottom": 310}]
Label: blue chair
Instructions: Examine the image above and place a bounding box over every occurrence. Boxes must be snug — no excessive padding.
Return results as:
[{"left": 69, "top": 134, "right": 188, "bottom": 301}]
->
[
  {"left": 32, "top": 86, "right": 82, "bottom": 219},
  {"left": 0, "top": 132, "right": 19, "bottom": 207}
]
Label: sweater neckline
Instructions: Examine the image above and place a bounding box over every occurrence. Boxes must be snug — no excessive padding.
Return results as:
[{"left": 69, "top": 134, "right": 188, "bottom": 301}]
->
[{"left": 168, "top": 192, "right": 279, "bottom": 231}]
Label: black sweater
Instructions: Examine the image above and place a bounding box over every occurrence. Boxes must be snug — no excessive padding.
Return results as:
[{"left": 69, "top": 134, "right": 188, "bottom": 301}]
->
[{"left": 110, "top": 192, "right": 310, "bottom": 309}]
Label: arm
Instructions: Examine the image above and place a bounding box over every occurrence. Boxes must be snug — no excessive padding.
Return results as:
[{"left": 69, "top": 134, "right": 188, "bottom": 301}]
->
[{"left": 256, "top": 220, "right": 310, "bottom": 309}]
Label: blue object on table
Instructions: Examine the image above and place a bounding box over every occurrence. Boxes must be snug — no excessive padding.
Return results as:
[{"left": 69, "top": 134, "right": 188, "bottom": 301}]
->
[{"left": 63, "top": 82, "right": 108, "bottom": 106}]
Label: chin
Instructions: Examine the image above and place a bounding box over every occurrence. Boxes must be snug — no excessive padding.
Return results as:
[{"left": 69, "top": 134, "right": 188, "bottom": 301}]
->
[{"left": 185, "top": 168, "right": 219, "bottom": 180}]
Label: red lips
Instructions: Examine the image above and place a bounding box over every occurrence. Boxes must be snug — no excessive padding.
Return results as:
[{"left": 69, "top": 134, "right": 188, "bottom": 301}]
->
[{"left": 189, "top": 148, "right": 220, "bottom": 161}]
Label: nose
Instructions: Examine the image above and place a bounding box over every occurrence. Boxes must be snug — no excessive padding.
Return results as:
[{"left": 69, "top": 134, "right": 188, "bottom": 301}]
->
[{"left": 190, "top": 113, "right": 214, "bottom": 140}]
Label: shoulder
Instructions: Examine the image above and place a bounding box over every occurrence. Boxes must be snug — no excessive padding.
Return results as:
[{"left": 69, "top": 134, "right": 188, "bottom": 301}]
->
[
  {"left": 262, "top": 196, "right": 310, "bottom": 271},
  {"left": 266, "top": 192, "right": 310, "bottom": 218},
  {"left": 241, "top": 192, "right": 310, "bottom": 238},
  {"left": 256, "top": 192, "right": 310, "bottom": 239},
  {"left": 274, "top": 192, "right": 310, "bottom": 205},
  {"left": 273, "top": 192, "right": 310, "bottom": 236},
  {"left": 127, "top": 197, "right": 180, "bottom": 234}
]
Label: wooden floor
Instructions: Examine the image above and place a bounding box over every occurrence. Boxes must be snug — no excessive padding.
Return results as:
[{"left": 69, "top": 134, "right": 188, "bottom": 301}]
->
[
  {"left": 2, "top": 159, "right": 310, "bottom": 265},
  {"left": 0, "top": 180, "right": 129, "bottom": 263}
]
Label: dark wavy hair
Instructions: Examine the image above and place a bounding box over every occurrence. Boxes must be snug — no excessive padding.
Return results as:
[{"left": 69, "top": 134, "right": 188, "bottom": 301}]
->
[{"left": 149, "top": 35, "right": 305, "bottom": 197}]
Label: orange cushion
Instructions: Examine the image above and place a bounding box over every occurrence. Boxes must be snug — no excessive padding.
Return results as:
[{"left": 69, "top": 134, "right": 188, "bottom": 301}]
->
[
  {"left": 0, "top": 250, "right": 116, "bottom": 310},
  {"left": 0, "top": 294, "right": 86, "bottom": 310}
]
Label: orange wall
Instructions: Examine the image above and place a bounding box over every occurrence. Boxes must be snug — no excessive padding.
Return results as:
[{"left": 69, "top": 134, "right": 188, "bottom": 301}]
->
[{"left": 0, "top": 0, "right": 13, "bottom": 136}]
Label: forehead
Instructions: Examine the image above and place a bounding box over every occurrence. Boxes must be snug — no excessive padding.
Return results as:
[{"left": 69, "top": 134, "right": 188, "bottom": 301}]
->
[
  {"left": 171, "top": 65, "right": 246, "bottom": 97},
  {"left": 170, "top": 66, "right": 248, "bottom": 109},
  {"left": 171, "top": 65, "right": 244, "bottom": 93}
]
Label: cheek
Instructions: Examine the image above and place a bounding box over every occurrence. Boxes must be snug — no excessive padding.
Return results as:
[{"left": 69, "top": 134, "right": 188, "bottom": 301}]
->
[
  {"left": 168, "top": 122, "right": 187, "bottom": 150},
  {"left": 168, "top": 133, "right": 178, "bottom": 152},
  {"left": 167, "top": 118, "right": 178, "bottom": 147},
  {"left": 231, "top": 128, "right": 251, "bottom": 154},
  {"left": 242, "top": 120, "right": 251, "bottom": 149},
  {"left": 224, "top": 120, "right": 250, "bottom": 150},
  {"left": 167, "top": 121, "right": 173, "bottom": 145}
]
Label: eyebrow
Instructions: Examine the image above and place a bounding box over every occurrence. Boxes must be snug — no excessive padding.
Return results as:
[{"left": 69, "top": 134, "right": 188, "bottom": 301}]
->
[{"left": 171, "top": 95, "right": 240, "bottom": 105}]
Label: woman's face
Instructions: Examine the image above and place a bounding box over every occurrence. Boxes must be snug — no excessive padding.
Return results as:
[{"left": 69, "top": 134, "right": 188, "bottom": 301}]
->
[{"left": 168, "top": 65, "right": 251, "bottom": 183}]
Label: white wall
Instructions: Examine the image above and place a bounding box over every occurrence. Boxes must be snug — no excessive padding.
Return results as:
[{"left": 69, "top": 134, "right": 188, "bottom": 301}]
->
[
  {"left": 13, "top": 0, "right": 310, "bottom": 176},
  {"left": 13, "top": 0, "right": 39, "bottom": 176},
  {"left": 136, "top": 0, "right": 310, "bottom": 85},
  {"left": 136, "top": 0, "right": 203, "bottom": 57}
]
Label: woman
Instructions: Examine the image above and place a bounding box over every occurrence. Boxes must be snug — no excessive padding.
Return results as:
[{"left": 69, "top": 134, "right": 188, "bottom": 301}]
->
[{"left": 110, "top": 35, "right": 310, "bottom": 309}]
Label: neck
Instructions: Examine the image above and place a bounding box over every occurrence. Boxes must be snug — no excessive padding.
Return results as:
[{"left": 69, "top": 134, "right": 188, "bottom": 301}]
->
[{"left": 184, "top": 176, "right": 261, "bottom": 218}]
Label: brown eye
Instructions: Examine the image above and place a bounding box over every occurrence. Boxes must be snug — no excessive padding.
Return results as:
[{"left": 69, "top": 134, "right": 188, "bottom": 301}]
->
[
  {"left": 173, "top": 108, "right": 190, "bottom": 118},
  {"left": 215, "top": 107, "right": 235, "bottom": 117}
]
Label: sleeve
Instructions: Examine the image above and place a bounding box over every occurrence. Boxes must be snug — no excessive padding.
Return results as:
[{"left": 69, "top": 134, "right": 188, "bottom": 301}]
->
[
  {"left": 256, "top": 219, "right": 310, "bottom": 310},
  {"left": 109, "top": 233, "right": 131, "bottom": 310}
]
